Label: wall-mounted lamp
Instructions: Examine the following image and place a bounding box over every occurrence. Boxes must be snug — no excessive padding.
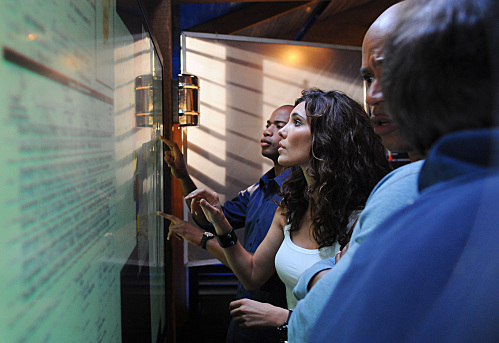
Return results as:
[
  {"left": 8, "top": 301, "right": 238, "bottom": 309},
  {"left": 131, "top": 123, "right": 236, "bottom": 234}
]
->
[{"left": 174, "top": 74, "right": 200, "bottom": 127}]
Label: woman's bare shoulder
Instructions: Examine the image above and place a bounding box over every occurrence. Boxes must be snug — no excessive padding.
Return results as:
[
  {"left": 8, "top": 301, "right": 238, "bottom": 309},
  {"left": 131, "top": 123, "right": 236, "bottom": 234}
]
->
[{"left": 274, "top": 205, "right": 288, "bottom": 231}]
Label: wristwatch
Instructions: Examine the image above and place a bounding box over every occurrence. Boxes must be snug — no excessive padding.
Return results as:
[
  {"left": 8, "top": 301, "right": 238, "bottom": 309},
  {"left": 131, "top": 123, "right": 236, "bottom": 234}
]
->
[
  {"left": 276, "top": 309, "right": 293, "bottom": 343},
  {"left": 200, "top": 231, "right": 215, "bottom": 250}
]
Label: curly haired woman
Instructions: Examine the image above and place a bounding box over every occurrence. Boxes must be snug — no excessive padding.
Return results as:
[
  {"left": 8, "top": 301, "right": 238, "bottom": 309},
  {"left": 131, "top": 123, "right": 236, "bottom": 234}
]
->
[{"left": 172, "top": 89, "right": 391, "bottom": 338}]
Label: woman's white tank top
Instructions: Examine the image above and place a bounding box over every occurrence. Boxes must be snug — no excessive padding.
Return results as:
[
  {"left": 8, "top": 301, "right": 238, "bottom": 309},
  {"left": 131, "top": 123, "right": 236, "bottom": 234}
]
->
[{"left": 274, "top": 224, "right": 338, "bottom": 309}]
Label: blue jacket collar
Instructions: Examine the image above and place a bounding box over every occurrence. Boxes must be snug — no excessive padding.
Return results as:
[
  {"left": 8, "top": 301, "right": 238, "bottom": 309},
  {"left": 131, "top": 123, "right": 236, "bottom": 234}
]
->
[{"left": 418, "top": 128, "right": 499, "bottom": 191}]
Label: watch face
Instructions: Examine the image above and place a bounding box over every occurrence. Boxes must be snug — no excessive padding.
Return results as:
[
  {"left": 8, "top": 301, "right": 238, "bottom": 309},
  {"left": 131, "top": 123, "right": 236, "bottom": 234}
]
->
[{"left": 201, "top": 231, "right": 214, "bottom": 250}]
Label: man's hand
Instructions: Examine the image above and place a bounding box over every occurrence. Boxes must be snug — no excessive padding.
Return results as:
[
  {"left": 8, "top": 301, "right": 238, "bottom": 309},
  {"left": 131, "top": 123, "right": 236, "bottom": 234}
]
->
[
  {"left": 335, "top": 242, "right": 349, "bottom": 264},
  {"left": 157, "top": 212, "right": 203, "bottom": 245},
  {"left": 160, "top": 136, "right": 189, "bottom": 180},
  {"left": 157, "top": 212, "right": 232, "bottom": 265},
  {"left": 229, "top": 299, "right": 290, "bottom": 328},
  {"left": 159, "top": 136, "right": 201, "bottom": 222}
]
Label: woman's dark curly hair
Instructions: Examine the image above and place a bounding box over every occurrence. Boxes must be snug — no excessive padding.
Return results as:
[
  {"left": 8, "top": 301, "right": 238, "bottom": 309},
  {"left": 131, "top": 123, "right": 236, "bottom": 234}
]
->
[{"left": 280, "top": 89, "right": 391, "bottom": 248}]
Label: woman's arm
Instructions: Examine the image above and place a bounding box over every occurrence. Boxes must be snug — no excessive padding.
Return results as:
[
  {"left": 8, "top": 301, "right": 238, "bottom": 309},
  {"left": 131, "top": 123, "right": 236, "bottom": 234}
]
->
[
  {"left": 190, "top": 189, "right": 286, "bottom": 290},
  {"left": 229, "top": 298, "right": 290, "bottom": 328}
]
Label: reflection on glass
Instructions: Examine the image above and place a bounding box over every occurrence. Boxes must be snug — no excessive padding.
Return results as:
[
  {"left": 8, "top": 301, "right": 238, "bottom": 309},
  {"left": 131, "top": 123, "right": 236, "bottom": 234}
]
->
[{"left": 0, "top": 0, "right": 165, "bottom": 342}]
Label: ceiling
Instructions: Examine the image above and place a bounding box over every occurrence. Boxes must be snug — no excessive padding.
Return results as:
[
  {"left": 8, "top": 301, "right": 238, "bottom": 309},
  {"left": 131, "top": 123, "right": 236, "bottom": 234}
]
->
[{"left": 174, "top": 0, "right": 401, "bottom": 47}]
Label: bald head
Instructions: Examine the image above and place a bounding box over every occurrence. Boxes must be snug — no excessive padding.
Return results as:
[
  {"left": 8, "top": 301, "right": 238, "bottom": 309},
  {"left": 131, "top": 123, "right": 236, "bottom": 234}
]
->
[
  {"left": 361, "top": 1, "right": 417, "bottom": 158},
  {"left": 363, "top": 1, "right": 408, "bottom": 50},
  {"left": 261, "top": 105, "right": 292, "bottom": 165},
  {"left": 382, "top": 0, "right": 494, "bottom": 154}
]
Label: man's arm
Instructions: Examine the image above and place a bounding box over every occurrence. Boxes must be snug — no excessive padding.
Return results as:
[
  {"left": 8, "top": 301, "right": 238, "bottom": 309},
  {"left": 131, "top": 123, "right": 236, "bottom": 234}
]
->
[
  {"left": 293, "top": 259, "right": 334, "bottom": 300},
  {"left": 293, "top": 240, "right": 350, "bottom": 299},
  {"left": 158, "top": 212, "right": 229, "bottom": 266},
  {"left": 160, "top": 136, "right": 210, "bottom": 227}
]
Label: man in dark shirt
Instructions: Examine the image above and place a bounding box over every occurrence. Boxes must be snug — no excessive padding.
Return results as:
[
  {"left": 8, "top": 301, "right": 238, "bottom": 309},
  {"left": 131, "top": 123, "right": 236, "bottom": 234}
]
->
[
  {"left": 311, "top": 0, "right": 498, "bottom": 341},
  {"left": 159, "top": 105, "right": 293, "bottom": 343}
]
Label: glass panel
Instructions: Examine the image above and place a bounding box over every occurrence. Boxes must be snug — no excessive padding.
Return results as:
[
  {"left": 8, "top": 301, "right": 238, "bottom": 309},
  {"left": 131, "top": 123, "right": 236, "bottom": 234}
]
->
[{"left": 0, "top": 0, "right": 165, "bottom": 342}]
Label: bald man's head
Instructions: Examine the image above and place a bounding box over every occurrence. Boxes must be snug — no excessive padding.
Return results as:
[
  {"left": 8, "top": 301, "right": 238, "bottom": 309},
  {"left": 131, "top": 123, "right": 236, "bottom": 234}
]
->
[
  {"left": 382, "top": 0, "right": 494, "bottom": 154},
  {"left": 364, "top": 1, "right": 407, "bottom": 49},
  {"left": 361, "top": 1, "right": 415, "bottom": 155},
  {"left": 261, "top": 105, "right": 292, "bottom": 163}
]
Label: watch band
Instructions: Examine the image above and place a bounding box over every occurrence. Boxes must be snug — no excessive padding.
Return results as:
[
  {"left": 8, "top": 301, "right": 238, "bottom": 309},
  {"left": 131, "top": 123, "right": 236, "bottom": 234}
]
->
[
  {"left": 215, "top": 228, "right": 238, "bottom": 248},
  {"left": 200, "top": 231, "right": 214, "bottom": 250},
  {"left": 276, "top": 309, "right": 293, "bottom": 343}
]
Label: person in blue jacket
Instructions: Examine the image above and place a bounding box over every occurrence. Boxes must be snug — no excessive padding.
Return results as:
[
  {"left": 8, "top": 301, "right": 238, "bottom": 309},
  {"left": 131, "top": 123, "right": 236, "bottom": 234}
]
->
[
  {"left": 159, "top": 105, "right": 292, "bottom": 343},
  {"left": 311, "top": 0, "right": 499, "bottom": 341},
  {"left": 289, "top": 3, "right": 425, "bottom": 341}
]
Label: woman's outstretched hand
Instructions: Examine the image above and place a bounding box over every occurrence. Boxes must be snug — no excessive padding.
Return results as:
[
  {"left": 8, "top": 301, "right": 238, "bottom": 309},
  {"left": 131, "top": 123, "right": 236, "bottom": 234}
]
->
[
  {"left": 184, "top": 189, "right": 232, "bottom": 235},
  {"left": 185, "top": 188, "right": 223, "bottom": 222},
  {"left": 229, "top": 298, "right": 290, "bottom": 328}
]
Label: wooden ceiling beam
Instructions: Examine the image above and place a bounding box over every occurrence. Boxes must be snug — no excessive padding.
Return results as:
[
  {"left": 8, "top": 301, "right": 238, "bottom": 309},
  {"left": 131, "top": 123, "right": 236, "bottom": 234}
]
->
[
  {"left": 302, "top": 0, "right": 400, "bottom": 46},
  {"left": 183, "top": 1, "right": 313, "bottom": 34},
  {"left": 172, "top": 0, "right": 403, "bottom": 46},
  {"left": 173, "top": 0, "right": 311, "bottom": 3}
]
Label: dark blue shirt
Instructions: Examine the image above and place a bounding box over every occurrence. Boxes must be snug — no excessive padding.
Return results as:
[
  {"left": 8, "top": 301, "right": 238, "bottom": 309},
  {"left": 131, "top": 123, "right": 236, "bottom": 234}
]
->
[
  {"left": 310, "top": 129, "right": 499, "bottom": 343},
  {"left": 222, "top": 168, "right": 290, "bottom": 343},
  {"left": 224, "top": 168, "right": 288, "bottom": 252}
]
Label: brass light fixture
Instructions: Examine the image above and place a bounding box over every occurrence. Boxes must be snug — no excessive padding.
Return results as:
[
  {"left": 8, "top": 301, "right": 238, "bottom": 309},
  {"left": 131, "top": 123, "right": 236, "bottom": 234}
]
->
[{"left": 176, "top": 74, "right": 200, "bottom": 127}]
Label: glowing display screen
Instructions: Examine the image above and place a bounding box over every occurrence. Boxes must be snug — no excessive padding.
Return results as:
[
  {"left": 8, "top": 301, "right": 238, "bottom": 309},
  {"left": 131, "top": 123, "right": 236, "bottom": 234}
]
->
[{"left": 0, "top": 1, "right": 165, "bottom": 342}]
